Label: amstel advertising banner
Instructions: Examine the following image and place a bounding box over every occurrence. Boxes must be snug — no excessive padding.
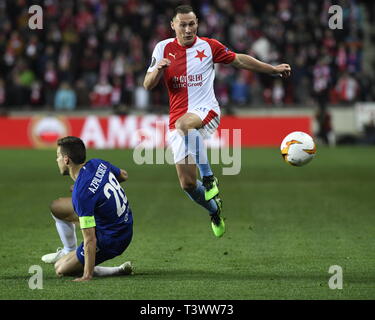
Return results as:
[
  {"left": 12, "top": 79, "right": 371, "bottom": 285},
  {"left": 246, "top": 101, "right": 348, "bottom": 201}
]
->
[{"left": 0, "top": 115, "right": 312, "bottom": 148}]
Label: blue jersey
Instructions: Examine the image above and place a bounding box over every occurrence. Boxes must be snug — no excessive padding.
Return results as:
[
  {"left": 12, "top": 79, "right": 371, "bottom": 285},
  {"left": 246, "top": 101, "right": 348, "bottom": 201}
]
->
[{"left": 72, "top": 159, "right": 133, "bottom": 251}]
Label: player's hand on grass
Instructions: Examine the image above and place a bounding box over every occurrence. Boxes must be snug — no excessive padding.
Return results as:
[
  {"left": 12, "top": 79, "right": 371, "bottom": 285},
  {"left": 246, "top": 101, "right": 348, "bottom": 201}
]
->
[
  {"left": 73, "top": 275, "right": 93, "bottom": 282},
  {"left": 272, "top": 64, "right": 291, "bottom": 78},
  {"left": 70, "top": 185, "right": 74, "bottom": 192},
  {"left": 157, "top": 58, "right": 171, "bottom": 70}
]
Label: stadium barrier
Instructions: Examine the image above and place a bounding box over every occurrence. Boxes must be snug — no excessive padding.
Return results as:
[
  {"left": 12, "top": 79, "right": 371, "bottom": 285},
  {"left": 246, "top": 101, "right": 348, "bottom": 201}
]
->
[{"left": 0, "top": 114, "right": 312, "bottom": 149}]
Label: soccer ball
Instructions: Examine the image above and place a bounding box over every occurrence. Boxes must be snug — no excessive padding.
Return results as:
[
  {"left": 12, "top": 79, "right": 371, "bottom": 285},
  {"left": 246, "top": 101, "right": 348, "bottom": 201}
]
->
[{"left": 280, "top": 131, "right": 316, "bottom": 166}]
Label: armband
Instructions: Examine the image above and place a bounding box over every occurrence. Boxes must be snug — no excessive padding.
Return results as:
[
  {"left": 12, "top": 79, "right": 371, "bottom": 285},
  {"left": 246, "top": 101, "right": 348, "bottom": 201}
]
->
[{"left": 79, "top": 216, "right": 96, "bottom": 229}]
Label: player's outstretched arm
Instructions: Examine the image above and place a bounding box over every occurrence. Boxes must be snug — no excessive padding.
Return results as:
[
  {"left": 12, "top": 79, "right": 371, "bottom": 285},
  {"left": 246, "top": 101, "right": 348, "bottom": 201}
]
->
[
  {"left": 73, "top": 227, "right": 96, "bottom": 282},
  {"left": 231, "top": 53, "right": 291, "bottom": 78},
  {"left": 143, "top": 58, "right": 171, "bottom": 90}
]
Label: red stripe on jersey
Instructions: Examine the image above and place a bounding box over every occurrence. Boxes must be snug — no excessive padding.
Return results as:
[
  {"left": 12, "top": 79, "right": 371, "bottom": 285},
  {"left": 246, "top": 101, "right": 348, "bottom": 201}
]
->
[
  {"left": 202, "top": 109, "right": 218, "bottom": 125},
  {"left": 163, "top": 41, "right": 188, "bottom": 130}
]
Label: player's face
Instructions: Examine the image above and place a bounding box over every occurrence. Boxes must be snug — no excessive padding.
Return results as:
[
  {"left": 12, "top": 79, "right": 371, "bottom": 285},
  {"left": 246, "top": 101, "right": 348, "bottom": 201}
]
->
[
  {"left": 56, "top": 147, "right": 69, "bottom": 176},
  {"left": 172, "top": 12, "right": 198, "bottom": 46}
]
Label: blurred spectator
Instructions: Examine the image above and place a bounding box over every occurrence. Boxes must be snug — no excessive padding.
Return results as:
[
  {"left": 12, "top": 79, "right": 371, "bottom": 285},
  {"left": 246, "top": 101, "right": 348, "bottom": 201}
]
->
[
  {"left": 9, "top": 59, "right": 35, "bottom": 106},
  {"left": 54, "top": 82, "right": 76, "bottom": 111},
  {"left": 123, "top": 72, "right": 136, "bottom": 105},
  {"left": 75, "top": 4, "right": 94, "bottom": 33},
  {"left": 335, "top": 72, "right": 359, "bottom": 104},
  {"left": 99, "top": 50, "right": 113, "bottom": 81},
  {"left": 292, "top": 55, "right": 309, "bottom": 104},
  {"left": 313, "top": 57, "right": 331, "bottom": 99},
  {"left": 313, "top": 57, "right": 331, "bottom": 144},
  {"left": 251, "top": 36, "right": 272, "bottom": 63},
  {"left": 7, "top": 31, "right": 23, "bottom": 58},
  {"left": 263, "top": 87, "right": 273, "bottom": 105},
  {"left": 134, "top": 76, "right": 150, "bottom": 110},
  {"left": 346, "top": 46, "right": 361, "bottom": 74},
  {"left": 0, "top": 0, "right": 369, "bottom": 109},
  {"left": 313, "top": 57, "right": 331, "bottom": 108},
  {"left": 36, "top": 45, "right": 56, "bottom": 77},
  {"left": 336, "top": 44, "right": 348, "bottom": 73},
  {"left": 134, "top": 86, "right": 149, "bottom": 111},
  {"left": 80, "top": 48, "right": 99, "bottom": 89},
  {"left": 112, "top": 52, "right": 126, "bottom": 78},
  {"left": 315, "top": 109, "right": 336, "bottom": 146},
  {"left": 25, "top": 35, "right": 41, "bottom": 70},
  {"left": 215, "top": 78, "right": 230, "bottom": 113},
  {"left": 362, "top": 116, "right": 375, "bottom": 145},
  {"left": 231, "top": 72, "right": 250, "bottom": 105},
  {"left": 357, "top": 71, "right": 375, "bottom": 102},
  {"left": 58, "top": 44, "right": 74, "bottom": 83},
  {"left": 229, "top": 15, "right": 248, "bottom": 52},
  {"left": 30, "top": 81, "right": 43, "bottom": 106},
  {"left": 111, "top": 76, "right": 123, "bottom": 108},
  {"left": 272, "top": 79, "right": 285, "bottom": 106},
  {"left": 16, "top": 59, "right": 35, "bottom": 88},
  {"left": 90, "top": 78, "right": 112, "bottom": 108},
  {"left": 43, "top": 61, "right": 59, "bottom": 107},
  {"left": 75, "top": 79, "right": 90, "bottom": 108}
]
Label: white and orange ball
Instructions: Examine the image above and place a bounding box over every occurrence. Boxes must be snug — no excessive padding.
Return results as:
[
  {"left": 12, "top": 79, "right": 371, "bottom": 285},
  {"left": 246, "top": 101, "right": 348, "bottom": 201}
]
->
[{"left": 280, "top": 131, "right": 316, "bottom": 166}]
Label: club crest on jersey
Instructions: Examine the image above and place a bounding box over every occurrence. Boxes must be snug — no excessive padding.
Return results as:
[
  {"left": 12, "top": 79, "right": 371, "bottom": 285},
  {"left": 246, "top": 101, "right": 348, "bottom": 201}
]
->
[{"left": 195, "top": 49, "right": 207, "bottom": 62}]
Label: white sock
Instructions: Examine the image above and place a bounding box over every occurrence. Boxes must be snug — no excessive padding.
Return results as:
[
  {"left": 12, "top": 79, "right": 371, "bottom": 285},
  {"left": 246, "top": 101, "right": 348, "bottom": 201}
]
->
[
  {"left": 93, "top": 266, "right": 121, "bottom": 277},
  {"left": 51, "top": 213, "right": 77, "bottom": 254}
]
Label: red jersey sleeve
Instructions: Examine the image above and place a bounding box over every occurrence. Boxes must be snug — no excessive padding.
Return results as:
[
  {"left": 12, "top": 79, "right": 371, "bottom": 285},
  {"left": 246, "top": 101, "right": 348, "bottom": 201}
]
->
[{"left": 203, "top": 37, "right": 236, "bottom": 64}]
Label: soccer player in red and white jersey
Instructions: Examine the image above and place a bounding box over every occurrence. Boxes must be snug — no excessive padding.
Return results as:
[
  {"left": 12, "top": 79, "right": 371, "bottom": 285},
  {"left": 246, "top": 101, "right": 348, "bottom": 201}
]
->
[{"left": 144, "top": 5, "right": 291, "bottom": 238}]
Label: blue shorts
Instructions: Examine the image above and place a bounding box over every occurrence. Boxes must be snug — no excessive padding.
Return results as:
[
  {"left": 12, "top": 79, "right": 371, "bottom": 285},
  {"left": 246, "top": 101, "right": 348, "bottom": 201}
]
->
[{"left": 76, "top": 226, "right": 133, "bottom": 266}]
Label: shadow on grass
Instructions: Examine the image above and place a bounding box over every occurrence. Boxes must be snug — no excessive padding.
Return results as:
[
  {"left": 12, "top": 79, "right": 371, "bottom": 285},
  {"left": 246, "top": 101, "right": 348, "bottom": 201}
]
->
[
  {"left": 0, "top": 275, "right": 61, "bottom": 281},
  {"left": 1, "top": 270, "right": 373, "bottom": 285},
  {"left": 130, "top": 269, "right": 374, "bottom": 283}
]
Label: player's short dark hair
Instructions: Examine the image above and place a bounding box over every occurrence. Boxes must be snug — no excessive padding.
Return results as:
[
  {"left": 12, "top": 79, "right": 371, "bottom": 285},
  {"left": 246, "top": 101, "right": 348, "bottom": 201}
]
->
[
  {"left": 172, "top": 5, "right": 195, "bottom": 19},
  {"left": 57, "top": 136, "right": 86, "bottom": 164}
]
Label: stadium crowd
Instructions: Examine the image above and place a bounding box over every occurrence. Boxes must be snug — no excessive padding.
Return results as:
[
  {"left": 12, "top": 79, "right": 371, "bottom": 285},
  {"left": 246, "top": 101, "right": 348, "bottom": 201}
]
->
[{"left": 0, "top": 0, "right": 373, "bottom": 113}]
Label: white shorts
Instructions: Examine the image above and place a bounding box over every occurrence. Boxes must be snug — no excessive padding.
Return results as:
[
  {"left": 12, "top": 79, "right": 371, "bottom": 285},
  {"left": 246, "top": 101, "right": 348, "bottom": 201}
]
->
[{"left": 167, "top": 106, "right": 221, "bottom": 164}]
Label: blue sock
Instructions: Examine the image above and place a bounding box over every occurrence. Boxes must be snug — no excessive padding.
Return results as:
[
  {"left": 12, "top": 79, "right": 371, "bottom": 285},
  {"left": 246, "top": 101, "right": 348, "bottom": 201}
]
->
[
  {"left": 185, "top": 180, "right": 218, "bottom": 215},
  {"left": 184, "top": 129, "right": 213, "bottom": 178}
]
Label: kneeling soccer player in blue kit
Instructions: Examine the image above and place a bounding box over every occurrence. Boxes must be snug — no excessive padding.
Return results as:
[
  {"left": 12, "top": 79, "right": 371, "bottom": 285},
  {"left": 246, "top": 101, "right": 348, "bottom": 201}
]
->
[{"left": 51, "top": 136, "right": 133, "bottom": 282}]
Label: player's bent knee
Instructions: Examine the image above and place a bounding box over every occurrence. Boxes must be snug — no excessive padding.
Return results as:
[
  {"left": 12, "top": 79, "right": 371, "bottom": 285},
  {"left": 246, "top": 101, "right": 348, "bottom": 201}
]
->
[
  {"left": 55, "top": 261, "right": 76, "bottom": 277},
  {"left": 175, "top": 119, "right": 186, "bottom": 134},
  {"left": 54, "top": 251, "right": 83, "bottom": 277},
  {"left": 50, "top": 199, "right": 62, "bottom": 217},
  {"left": 55, "top": 264, "right": 64, "bottom": 277},
  {"left": 56, "top": 271, "right": 63, "bottom": 278},
  {"left": 175, "top": 119, "right": 194, "bottom": 134},
  {"left": 50, "top": 198, "right": 76, "bottom": 222}
]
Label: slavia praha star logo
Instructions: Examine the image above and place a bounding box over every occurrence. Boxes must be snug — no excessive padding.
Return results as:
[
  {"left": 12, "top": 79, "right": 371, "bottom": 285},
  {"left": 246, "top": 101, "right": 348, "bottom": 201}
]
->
[{"left": 195, "top": 50, "right": 207, "bottom": 61}]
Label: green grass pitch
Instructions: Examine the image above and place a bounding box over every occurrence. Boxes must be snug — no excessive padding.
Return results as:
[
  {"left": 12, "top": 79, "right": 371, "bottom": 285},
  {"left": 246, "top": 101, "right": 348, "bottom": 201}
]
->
[{"left": 0, "top": 146, "right": 374, "bottom": 300}]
